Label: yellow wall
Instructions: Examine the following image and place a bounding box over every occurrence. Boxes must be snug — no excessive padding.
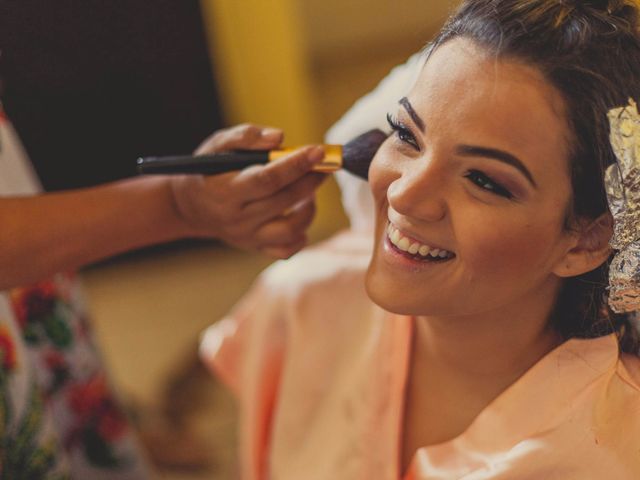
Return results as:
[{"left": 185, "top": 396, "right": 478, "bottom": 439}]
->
[
  {"left": 201, "top": 0, "right": 454, "bottom": 136},
  {"left": 199, "top": 0, "right": 320, "bottom": 144}
]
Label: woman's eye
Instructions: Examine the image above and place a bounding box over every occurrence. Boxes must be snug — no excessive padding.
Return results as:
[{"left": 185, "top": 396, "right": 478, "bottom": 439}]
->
[
  {"left": 465, "top": 170, "right": 513, "bottom": 199},
  {"left": 386, "top": 113, "right": 419, "bottom": 151}
]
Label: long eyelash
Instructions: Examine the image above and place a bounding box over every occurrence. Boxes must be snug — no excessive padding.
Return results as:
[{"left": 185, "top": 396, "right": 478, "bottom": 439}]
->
[
  {"left": 386, "top": 113, "right": 419, "bottom": 150},
  {"left": 386, "top": 113, "right": 401, "bottom": 131},
  {"left": 465, "top": 169, "right": 514, "bottom": 199}
]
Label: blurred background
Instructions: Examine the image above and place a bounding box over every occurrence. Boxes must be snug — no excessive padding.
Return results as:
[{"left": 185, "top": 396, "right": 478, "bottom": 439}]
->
[{"left": 0, "top": 0, "right": 454, "bottom": 477}]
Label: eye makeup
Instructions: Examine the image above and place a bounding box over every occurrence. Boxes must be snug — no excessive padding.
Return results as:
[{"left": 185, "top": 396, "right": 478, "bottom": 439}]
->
[
  {"left": 386, "top": 113, "right": 420, "bottom": 151},
  {"left": 464, "top": 169, "right": 514, "bottom": 199}
]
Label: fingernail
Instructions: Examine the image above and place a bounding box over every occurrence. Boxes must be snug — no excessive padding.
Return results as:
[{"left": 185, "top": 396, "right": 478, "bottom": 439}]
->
[
  {"left": 308, "top": 145, "right": 325, "bottom": 164},
  {"left": 261, "top": 127, "right": 282, "bottom": 140}
]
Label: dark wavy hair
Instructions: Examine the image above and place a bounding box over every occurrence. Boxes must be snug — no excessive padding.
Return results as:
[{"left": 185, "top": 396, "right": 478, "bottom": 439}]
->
[{"left": 425, "top": 0, "right": 640, "bottom": 352}]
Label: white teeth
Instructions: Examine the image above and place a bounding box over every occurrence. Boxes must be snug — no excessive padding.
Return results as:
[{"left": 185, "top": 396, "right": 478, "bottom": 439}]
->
[{"left": 386, "top": 223, "right": 454, "bottom": 260}]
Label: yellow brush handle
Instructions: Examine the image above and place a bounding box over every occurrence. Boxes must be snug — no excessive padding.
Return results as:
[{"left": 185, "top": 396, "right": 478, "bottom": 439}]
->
[{"left": 268, "top": 145, "right": 343, "bottom": 172}]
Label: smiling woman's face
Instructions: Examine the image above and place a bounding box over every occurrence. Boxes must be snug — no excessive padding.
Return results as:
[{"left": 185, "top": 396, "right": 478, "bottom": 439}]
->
[{"left": 366, "top": 38, "right": 579, "bottom": 318}]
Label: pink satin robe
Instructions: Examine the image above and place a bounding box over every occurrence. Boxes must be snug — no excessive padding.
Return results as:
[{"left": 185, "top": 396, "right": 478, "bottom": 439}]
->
[{"left": 200, "top": 230, "right": 640, "bottom": 479}]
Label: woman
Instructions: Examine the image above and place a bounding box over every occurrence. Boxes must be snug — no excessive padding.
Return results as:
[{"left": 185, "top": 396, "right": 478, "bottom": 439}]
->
[{"left": 202, "top": 0, "right": 640, "bottom": 478}]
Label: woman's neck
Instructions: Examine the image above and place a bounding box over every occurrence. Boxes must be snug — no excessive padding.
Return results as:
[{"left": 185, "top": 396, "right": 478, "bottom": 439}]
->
[
  {"left": 400, "top": 283, "right": 563, "bottom": 469},
  {"left": 414, "top": 317, "right": 560, "bottom": 386},
  {"left": 414, "top": 283, "right": 563, "bottom": 381}
]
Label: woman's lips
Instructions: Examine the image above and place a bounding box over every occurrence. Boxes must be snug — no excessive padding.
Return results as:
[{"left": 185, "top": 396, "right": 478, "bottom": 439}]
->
[{"left": 386, "top": 223, "right": 455, "bottom": 261}]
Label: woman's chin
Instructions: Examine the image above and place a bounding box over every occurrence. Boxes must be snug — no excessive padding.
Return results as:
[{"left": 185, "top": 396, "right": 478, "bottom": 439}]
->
[{"left": 365, "top": 270, "right": 438, "bottom": 316}]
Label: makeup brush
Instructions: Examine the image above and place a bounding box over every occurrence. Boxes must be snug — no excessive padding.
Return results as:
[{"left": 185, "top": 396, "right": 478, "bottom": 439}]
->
[{"left": 136, "top": 129, "right": 388, "bottom": 181}]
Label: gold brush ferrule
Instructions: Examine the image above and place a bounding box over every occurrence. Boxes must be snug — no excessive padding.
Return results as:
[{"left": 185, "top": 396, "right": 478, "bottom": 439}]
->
[{"left": 268, "top": 145, "right": 343, "bottom": 172}]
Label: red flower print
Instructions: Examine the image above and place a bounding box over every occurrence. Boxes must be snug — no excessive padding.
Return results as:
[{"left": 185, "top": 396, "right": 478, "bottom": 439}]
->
[
  {"left": 44, "top": 351, "right": 66, "bottom": 370},
  {"left": 68, "top": 374, "right": 108, "bottom": 420},
  {"left": 10, "top": 282, "right": 57, "bottom": 328},
  {"left": 67, "top": 374, "right": 128, "bottom": 441},
  {"left": 97, "top": 404, "right": 129, "bottom": 441},
  {"left": 0, "top": 325, "right": 17, "bottom": 371}
]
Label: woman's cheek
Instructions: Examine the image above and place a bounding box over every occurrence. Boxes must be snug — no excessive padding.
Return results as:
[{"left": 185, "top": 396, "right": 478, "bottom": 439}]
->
[{"left": 462, "top": 218, "right": 554, "bottom": 277}]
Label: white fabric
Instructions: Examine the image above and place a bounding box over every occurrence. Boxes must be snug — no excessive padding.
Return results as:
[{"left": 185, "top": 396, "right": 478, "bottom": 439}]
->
[
  {"left": 0, "top": 113, "right": 42, "bottom": 196},
  {"left": 326, "top": 52, "right": 425, "bottom": 233}
]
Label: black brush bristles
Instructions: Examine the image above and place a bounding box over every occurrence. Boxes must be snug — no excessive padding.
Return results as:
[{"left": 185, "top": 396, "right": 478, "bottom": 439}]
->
[{"left": 340, "top": 129, "right": 388, "bottom": 180}]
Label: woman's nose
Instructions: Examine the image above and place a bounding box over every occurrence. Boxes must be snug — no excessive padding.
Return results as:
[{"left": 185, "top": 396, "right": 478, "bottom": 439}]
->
[{"left": 387, "top": 163, "right": 447, "bottom": 222}]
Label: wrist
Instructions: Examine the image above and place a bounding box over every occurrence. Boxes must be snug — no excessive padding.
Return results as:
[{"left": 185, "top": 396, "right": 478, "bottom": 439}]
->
[
  {"left": 160, "top": 175, "right": 196, "bottom": 239},
  {"left": 167, "top": 174, "right": 220, "bottom": 239},
  {"left": 121, "top": 175, "right": 196, "bottom": 241}
]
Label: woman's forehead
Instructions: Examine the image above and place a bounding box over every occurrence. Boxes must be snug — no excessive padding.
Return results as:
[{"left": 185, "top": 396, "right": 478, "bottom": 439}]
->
[{"left": 413, "top": 39, "right": 565, "bottom": 125}]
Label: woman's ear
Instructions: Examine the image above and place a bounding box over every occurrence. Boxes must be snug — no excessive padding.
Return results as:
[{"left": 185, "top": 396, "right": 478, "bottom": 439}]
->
[{"left": 553, "top": 213, "right": 613, "bottom": 278}]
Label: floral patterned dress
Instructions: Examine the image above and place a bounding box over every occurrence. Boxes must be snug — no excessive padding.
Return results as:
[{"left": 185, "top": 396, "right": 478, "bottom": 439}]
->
[{"left": 0, "top": 106, "right": 152, "bottom": 479}]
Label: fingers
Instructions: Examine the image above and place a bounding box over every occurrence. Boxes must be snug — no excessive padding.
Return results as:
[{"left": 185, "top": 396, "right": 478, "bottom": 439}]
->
[
  {"left": 194, "top": 124, "right": 284, "bottom": 155},
  {"left": 240, "top": 172, "right": 325, "bottom": 225},
  {"left": 181, "top": 124, "right": 324, "bottom": 257},
  {"left": 253, "top": 199, "right": 316, "bottom": 251},
  {"left": 260, "top": 238, "right": 308, "bottom": 259},
  {"left": 233, "top": 145, "right": 325, "bottom": 201}
]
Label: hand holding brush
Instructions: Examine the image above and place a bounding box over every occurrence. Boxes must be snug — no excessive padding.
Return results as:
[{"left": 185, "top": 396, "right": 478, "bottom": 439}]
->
[{"left": 167, "top": 124, "right": 332, "bottom": 258}]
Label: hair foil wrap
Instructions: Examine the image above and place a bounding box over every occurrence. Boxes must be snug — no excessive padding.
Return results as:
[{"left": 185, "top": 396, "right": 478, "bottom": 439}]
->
[{"left": 605, "top": 98, "right": 640, "bottom": 312}]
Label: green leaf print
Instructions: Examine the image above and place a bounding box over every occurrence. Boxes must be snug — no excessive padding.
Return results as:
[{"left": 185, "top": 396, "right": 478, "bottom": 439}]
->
[
  {"left": 83, "top": 427, "right": 122, "bottom": 468},
  {"left": 22, "top": 324, "right": 40, "bottom": 345},
  {"left": 43, "top": 315, "right": 72, "bottom": 349},
  {"left": 1, "top": 382, "right": 69, "bottom": 479},
  {"left": 0, "top": 365, "right": 12, "bottom": 435}
]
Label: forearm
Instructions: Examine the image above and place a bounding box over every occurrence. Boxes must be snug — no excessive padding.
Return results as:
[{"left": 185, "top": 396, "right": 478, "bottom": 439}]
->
[
  {"left": 0, "top": 125, "right": 327, "bottom": 289},
  {"left": 0, "top": 176, "right": 189, "bottom": 289}
]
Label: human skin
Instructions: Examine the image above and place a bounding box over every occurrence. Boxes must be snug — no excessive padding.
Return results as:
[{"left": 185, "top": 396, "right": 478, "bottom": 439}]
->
[
  {"left": 364, "top": 37, "right": 613, "bottom": 469},
  {"left": 0, "top": 124, "right": 326, "bottom": 290}
]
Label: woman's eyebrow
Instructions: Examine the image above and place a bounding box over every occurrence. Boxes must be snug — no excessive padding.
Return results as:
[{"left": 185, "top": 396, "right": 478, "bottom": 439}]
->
[
  {"left": 399, "top": 97, "right": 425, "bottom": 132},
  {"left": 456, "top": 145, "right": 538, "bottom": 188}
]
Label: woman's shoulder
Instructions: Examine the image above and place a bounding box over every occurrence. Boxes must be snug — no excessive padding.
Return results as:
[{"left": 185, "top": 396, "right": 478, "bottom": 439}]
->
[{"left": 543, "top": 341, "right": 640, "bottom": 476}]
